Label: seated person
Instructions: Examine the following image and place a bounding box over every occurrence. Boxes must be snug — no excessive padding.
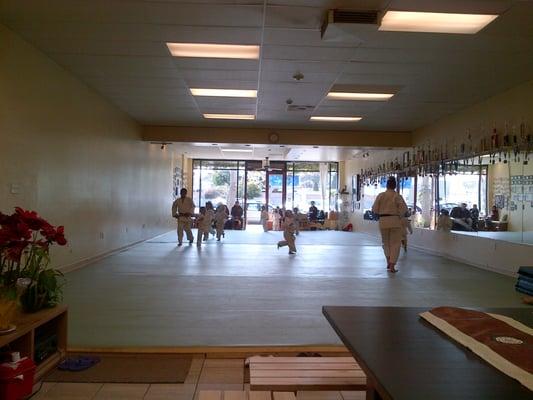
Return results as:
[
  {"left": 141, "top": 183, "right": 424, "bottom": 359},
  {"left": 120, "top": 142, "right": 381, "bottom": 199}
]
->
[
  {"left": 324, "top": 210, "right": 338, "bottom": 230},
  {"left": 308, "top": 201, "right": 318, "bottom": 222},
  {"left": 437, "top": 209, "right": 453, "bottom": 232},
  {"left": 230, "top": 200, "right": 244, "bottom": 228},
  {"left": 485, "top": 205, "right": 500, "bottom": 230},
  {"left": 450, "top": 203, "right": 472, "bottom": 231},
  {"left": 307, "top": 201, "right": 318, "bottom": 222}
]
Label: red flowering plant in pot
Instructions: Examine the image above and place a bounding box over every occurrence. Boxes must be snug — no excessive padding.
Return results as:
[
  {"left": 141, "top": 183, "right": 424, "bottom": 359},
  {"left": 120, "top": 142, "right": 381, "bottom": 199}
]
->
[{"left": 0, "top": 208, "right": 67, "bottom": 326}]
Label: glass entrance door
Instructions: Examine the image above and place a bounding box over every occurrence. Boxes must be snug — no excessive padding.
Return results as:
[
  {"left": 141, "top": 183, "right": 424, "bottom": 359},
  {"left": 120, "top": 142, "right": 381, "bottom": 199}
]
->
[
  {"left": 266, "top": 161, "right": 286, "bottom": 212},
  {"left": 244, "top": 161, "right": 266, "bottom": 225}
]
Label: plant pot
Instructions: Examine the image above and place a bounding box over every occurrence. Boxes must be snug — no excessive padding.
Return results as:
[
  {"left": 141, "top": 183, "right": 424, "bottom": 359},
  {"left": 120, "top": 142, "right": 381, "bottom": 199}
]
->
[
  {"left": 0, "top": 296, "right": 18, "bottom": 334},
  {"left": 20, "top": 284, "right": 49, "bottom": 313}
]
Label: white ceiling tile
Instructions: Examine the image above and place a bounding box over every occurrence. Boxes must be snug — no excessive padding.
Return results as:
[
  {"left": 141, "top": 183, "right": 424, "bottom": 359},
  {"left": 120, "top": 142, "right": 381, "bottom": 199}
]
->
[
  {"left": 262, "top": 69, "right": 339, "bottom": 83},
  {"left": 162, "top": 25, "right": 262, "bottom": 45},
  {"left": 28, "top": 38, "right": 169, "bottom": 57},
  {"left": 145, "top": 3, "right": 264, "bottom": 26},
  {"left": 83, "top": 76, "right": 188, "bottom": 89},
  {"left": 181, "top": 69, "right": 259, "bottom": 82},
  {"left": 265, "top": 5, "right": 323, "bottom": 29},
  {"left": 262, "top": 45, "right": 357, "bottom": 61},
  {"left": 261, "top": 59, "right": 347, "bottom": 73},
  {"left": 264, "top": 28, "right": 356, "bottom": 47}
]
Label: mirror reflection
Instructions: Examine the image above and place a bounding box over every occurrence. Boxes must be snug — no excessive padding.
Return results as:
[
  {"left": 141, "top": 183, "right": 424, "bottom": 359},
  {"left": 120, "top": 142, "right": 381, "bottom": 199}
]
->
[{"left": 361, "top": 154, "right": 533, "bottom": 245}]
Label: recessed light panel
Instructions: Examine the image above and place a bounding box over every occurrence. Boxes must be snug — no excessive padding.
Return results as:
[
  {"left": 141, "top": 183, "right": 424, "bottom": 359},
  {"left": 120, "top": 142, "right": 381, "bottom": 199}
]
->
[
  {"left": 311, "top": 116, "right": 362, "bottom": 122},
  {"left": 326, "top": 92, "right": 394, "bottom": 101},
  {"left": 203, "top": 114, "right": 255, "bottom": 120},
  {"left": 220, "top": 149, "right": 253, "bottom": 153},
  {"left": 167, "top": 43, "right": 260, "bottom": 59},
  {"left": 190, "top": 88, "right": 257, "bottom": 98},
  {"left": 379, "top": 11, "right": 498, "bottom": 34}
]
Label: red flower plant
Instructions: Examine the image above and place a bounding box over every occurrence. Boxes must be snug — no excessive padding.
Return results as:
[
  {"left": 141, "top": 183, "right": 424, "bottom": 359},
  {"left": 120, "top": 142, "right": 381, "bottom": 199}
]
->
[{"left": 1, "top": 208, "right": 67, "bottom": 290}]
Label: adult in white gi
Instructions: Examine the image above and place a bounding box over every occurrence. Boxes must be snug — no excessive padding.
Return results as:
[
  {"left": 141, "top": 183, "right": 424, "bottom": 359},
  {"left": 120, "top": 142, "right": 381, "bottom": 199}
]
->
[
  {"left": 171, "top": 188, "right": 195, "bottom": 246},
  {"left": 372, "top": 177, "right": 408, "bottom": 273}
]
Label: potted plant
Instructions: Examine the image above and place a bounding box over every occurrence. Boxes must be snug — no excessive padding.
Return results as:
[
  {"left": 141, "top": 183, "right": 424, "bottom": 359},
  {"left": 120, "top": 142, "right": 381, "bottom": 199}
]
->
[{"left": 0, "top": 208, "right": 67, "bottom": 331}]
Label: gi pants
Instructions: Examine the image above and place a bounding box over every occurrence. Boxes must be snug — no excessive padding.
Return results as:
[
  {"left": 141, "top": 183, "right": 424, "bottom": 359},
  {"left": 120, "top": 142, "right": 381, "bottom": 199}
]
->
[
  {"left": 215, "top": 220, "right": 225, "bottom": 240},
  {"left": 197, "top": 228, "right": 209, "bottom": 246},
  {"left": 177, "top": 217, "right": 194, "bottom": 244},
  {"left": 379, "top": 216, "right": 402, "bottom": 264},
  {"left": 278, "top": 231, "right": 296, "bottom": 252}
]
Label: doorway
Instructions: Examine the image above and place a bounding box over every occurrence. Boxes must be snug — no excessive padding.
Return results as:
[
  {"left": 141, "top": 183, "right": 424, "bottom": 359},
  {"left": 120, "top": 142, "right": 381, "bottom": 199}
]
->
[{"left": 244, "top": 161, "right": 266, "bottom": 225}]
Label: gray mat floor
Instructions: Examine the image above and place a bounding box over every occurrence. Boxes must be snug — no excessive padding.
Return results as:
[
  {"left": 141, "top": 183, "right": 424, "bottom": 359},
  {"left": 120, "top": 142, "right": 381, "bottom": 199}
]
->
[{"left": 64, "top": 227, "right": 525, "bottom": 348}]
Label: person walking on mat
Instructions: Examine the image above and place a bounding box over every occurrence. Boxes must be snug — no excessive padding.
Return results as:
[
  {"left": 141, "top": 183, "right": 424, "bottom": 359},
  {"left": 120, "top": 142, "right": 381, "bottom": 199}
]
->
[
  {"left": 277, "top": 209, "right": 297, "bottom": 254},
  {"left": 214, "top": 203, "right": 228, "bottom": 241},
  {"left": 172, "top": 188, "right": 195, "bottom": 246},
  {"left": 196, "top": 206, "right": 210, "bottom": 247},
  {"left": 372, "top": 177, "right": 408, "bottom": 273}
]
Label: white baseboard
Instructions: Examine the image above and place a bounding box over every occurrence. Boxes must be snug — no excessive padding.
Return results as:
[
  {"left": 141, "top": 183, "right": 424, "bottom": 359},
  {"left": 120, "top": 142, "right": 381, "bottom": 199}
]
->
[{"left": 58, "top": 230, "right": 172, "bottom": 274}]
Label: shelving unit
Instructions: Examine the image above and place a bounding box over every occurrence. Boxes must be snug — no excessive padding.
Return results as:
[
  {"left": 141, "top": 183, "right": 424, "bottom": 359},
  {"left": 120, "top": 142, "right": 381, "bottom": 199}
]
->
[{"left": 0, "top": 305, "right": 67, "bottom": 381}]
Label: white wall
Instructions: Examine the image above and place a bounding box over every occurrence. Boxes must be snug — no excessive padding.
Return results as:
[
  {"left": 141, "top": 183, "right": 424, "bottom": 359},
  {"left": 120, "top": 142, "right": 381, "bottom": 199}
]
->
[{"left": 0, "top": 24, "right": 177, "bottom": 270}]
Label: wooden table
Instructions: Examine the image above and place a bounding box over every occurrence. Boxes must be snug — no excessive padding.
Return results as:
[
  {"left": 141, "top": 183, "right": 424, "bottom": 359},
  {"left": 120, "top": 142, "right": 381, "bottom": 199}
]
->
[{"left": 322, "top": 306, "right": 532, "bottom": 400}]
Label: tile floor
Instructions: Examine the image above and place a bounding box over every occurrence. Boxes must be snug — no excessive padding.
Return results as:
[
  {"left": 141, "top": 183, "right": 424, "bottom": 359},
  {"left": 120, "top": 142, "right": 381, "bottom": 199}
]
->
[{"left": 32, "top": 357, "right": 365, "bottom": 400}]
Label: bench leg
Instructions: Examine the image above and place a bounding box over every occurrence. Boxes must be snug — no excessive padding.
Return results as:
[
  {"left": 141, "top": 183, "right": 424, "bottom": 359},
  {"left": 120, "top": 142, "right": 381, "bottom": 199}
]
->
[{"left": 365, "top": 378, "right": 385, "bottom": 400}]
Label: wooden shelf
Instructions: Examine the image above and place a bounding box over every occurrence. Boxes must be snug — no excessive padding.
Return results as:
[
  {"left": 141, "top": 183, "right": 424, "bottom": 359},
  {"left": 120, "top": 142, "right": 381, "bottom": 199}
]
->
[{"left": 0, "top": 305, "right": 67, "bottom": 381}]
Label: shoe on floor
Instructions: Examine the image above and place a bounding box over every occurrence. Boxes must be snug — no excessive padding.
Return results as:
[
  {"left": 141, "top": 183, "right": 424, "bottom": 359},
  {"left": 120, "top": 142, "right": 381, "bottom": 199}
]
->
[
  {"left": 289, "top": 251, "right": 296, "bottom": 254},
  {"left": 177, "top": 242, "right": 183, "bottom": 246},
  {"left": 58, "top": 356, "right": 100, "bottom": 371}
]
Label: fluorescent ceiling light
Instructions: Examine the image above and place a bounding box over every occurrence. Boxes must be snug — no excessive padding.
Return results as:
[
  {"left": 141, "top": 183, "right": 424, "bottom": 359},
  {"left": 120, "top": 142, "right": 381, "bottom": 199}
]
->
[
  {"left": 190, "top": 88, "right": 257, "bottom": 98},
  {"left": 203, "top": 113, "right": 255, "bottom": 120},
  {"left": 167, "top": 43, "right": 260, "bottom": 59},
  {"left": 379, "top": 11, "right": 498, "bottom": 34},
  {"left": 311, "top": 116, "right": 362, "bottom": 122},
  {"left": 327, "top": 92, "right": 394, "bottom": 101},
  {"left": 220, "top": 148, "right": 253, "bottom": 153}
]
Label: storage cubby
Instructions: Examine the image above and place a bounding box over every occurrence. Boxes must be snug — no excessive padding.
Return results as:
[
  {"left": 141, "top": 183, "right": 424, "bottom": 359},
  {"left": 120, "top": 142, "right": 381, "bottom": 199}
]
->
[{"left": 0, "top": 305, "right": 67, "bottom": 381}]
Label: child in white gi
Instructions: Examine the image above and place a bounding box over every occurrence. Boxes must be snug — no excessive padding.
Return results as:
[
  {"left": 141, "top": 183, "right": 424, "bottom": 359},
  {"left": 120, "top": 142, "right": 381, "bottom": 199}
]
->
[
  {"left": 260, "top": 205, "right": 269, "bottom": 232},
  {"left": 214, "top": 205, "right": 228, "bottom": 241},
  {"left": 401, "top": 210, "right": 413, "bottom": 251},
  {"left": 196, "top": 207, "right": 210, "bottom": 247},
  {"left": 204, "top": 201, "right": 215, "bottom": 241},
  {"left": 277, "top": 210, "right": 297, "bottom": 254}
]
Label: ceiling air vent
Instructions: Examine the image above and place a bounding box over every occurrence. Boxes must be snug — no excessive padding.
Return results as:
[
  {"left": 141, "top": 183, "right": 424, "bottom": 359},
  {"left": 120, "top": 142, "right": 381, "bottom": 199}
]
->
[
  {"left": 321, "top": 9, "right": 380, "bottom": 42},
  {"left": 331, "top": 10, "right": 378, "bottom": 24},
  {"left": 286, "top": 104, "right": 314, "bottom": 112}
]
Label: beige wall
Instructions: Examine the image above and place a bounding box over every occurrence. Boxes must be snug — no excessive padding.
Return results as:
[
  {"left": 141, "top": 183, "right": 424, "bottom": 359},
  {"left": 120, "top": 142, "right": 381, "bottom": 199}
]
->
[
  {"left": 0, "top": 24, "right": 176, "bottom": 270},
  {"left": 413, "top": 79, "right": 533, "bottom": 148}
]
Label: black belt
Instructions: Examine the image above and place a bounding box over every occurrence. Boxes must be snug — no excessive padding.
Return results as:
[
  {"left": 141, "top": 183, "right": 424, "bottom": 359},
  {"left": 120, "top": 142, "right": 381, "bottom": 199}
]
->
[{"left": 379, "top": 214, "right": 396, "bottom": 217}]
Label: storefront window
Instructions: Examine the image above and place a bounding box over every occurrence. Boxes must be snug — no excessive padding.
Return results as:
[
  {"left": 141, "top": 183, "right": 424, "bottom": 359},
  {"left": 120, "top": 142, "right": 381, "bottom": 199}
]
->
[{"left": 193, "top": 159, "right": 338, "bottom": 226}]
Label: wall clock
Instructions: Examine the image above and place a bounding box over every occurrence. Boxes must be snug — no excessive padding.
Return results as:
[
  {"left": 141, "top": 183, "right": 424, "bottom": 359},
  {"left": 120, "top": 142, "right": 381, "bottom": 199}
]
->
[{"left": 268, "top": 132, "right": 279, "bottom": 144}]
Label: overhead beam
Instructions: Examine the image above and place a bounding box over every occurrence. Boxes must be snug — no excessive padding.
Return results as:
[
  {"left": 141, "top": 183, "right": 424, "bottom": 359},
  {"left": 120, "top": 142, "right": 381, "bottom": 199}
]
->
[{"left": 142, "top": 126, "right": 412, "bottom": 148}]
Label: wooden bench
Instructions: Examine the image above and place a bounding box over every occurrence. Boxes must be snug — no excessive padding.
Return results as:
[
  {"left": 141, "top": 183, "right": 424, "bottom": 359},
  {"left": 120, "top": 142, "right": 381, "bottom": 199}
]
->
[
  {"left": 248, "top": 356, "right": 366, "bottom": 392},
  {"left": 199, "top": 390, "right": 295, "bottom": 400}
]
